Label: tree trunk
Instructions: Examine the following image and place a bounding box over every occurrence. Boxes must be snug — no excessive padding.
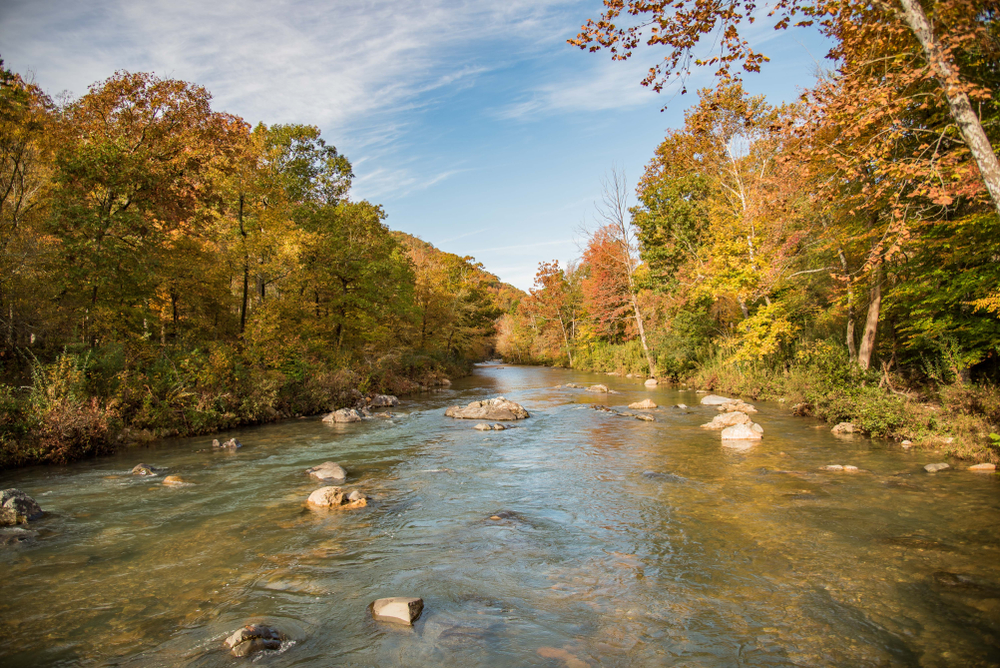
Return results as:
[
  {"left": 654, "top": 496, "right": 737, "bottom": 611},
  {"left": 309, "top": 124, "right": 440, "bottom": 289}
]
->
[
  {"left": 558, "top": 314, "right": 573, "bottom": 367},
  {"left": 838, "top": 248, "right": 857, "bottom": 361},
  {"left": 858, "top": 272, "right": 882, "bottom": 370},
  {"left": 898, "top": 0, "right": 1000, "bottom": 218},
  {"left": 238, "top": 194, "right": 249, "bottom": 335},
  {"left": 630, "top": 294, "right": 657, "bottom": 378}
]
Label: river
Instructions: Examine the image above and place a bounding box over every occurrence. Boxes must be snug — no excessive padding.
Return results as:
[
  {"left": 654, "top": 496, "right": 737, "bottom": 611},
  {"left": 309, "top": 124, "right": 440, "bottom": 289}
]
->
[{"left": 2, "top": 364, "right": 999, "bottom": 667}]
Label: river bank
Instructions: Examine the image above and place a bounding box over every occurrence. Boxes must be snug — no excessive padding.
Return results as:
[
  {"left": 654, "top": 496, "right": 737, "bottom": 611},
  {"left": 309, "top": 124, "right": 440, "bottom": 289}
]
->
[
  {"left": 0, "top": 344, "right": 468, "bottom": 471},
  {"left": 2, "top": 364, "right": 998, "bottom": 666}
]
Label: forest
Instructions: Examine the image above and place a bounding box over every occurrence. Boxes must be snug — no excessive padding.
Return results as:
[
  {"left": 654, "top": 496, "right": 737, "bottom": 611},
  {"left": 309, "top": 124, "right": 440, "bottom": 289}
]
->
[
  {"left": 496, "top": 0, "right": 1000, "bottom": 461},
  {"left": 0, "top": 64, "right": 517, "bottom": 468}
]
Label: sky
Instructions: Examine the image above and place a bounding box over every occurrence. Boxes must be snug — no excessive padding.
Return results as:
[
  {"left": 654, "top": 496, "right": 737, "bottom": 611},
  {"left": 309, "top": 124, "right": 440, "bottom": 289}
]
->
[{"left": 0, "top": 0, "right": 832, "bottom": 290}]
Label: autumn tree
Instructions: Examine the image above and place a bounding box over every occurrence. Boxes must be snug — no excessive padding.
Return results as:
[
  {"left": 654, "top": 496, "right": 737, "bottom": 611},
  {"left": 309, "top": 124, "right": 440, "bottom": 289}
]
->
[
  {"left": 48, "top": 71, "right": 243, "bottom": 344},
  {"left": 525, "top": 261, "right": 580, "bottom": 365},
  {"left": 572, "top": 0, "right": 1000, "bottom": 219}
]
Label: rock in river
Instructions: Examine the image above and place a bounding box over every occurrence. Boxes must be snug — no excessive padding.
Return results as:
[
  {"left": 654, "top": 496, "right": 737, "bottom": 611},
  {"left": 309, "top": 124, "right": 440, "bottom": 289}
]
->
[
  {"left": 306, "top": 462, "right": 347, "bottom": 483},
  {"left": 717, "top": 400, "right": 757, "bottom": 414},
  {"left": 368, "top": 394, "right": 400, "bottom": 408},
  {"left": 969, "top": 463, "right": 996, "bottom": 472},
  {"left": 629, "top": 399, "right": 657, "bottom": 410},
  {"left": 130, "top": 463, "right": 162, "bottom": 476},
  {"left": 212, "top": 438, "right": 241, "bottom": 449},
  {"left": 831, "top": 422, "right": 858, "bottom": 435},
  {"left": 445, "top": 397, "right": 529, "bottom": 421},
  {"left": 224, "top": 624, "right": 284, "bottom": 657},
  {"left": 307, "top": 486, "right": 368, "bottom": 509},
  {"left": 324, "top": 408, "right": 364, "bottom": 423},
  {"left": 924, "top": 462, "right": 950, "bottom": 473},
  {"left": 371, "top": 597, "right": 424, "bottom": 625},
  {"left": 587, "top": 384, "right": 610, "bottom": 393},
  {"left": 700, "top": 394, "right": 733, "bottom": 406},
  {"left": 0, "top": 489, "right": 43, "bottom": 526},
  {"left": 701, "top": 411, "right": 751, "bottom": 430},
  {"left": 644, "top": 378, "right": 658, "bottom": 388},
  {"left": 721, "top": 423, "right": 764, "bottom": 441}
]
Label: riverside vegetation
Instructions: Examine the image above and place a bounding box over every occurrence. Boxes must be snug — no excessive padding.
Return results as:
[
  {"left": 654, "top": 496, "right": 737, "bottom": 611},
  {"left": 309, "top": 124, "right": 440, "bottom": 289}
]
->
[
  {"left": 496, "top": 3, "right": 1000, "bottom": 463},
  {"left": 0, "top": 62, "right": 519, "bottom": 469}
]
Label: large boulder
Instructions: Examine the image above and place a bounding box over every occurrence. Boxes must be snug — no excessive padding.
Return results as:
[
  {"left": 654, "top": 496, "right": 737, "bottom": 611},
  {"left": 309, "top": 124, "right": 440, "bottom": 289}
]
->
[
  {"left": 307, "top": 462, "right": 347, "bottom": 483},
  {"left": 224, "top": 624, "right": 284, "bottom": 657},
  {"left": 629, "top": 399, "right": 657, "bottom": 410},
  {"left": 324, "top": 408, "right": 364, "bottom": 424},
  {"left": 720, "top": 423, "right": 764, "bottom": 441},
  {"left": 0, "top": 489, "right": 43, "bottom": 526},
  {"left": 445, "top": 397, "right": 529, "bottom": 421},
  {"left": 701, "top": 411, "right": 752, "bottom": 430},
  {"left": 370, "top": 597, "right": 424, "bottom": 625},
  {"left": 700, "top": 394, "right": 733, "bottom": 406}
]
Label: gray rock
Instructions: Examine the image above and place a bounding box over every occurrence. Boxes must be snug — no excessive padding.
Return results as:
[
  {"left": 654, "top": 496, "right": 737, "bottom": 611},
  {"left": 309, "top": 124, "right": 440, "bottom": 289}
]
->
[
  {"left": 0, "top": 489, "right": 43, "bottom": 526},
  {"left": 223, "top": 624, "right": 283, "bottom": 657},
  {"left": 324, "top": 408, "right": 364, "bottom": 423},
  {"left": 924, "top": 462, "right": 950, "bottom": 473},
  {"left": 369, "top": 394, "right": 400, "bottom": 408},
  {"left": 832, "top": 422, "right": 858, "bottom": 435},
  {"left": 371, "top": 597, "right": 424, "bottom": 625},
  {"left": 675, "top": 404, "right": 688, "bottom": 410},
  {"left": 306, "top": 462, "right": 347, "bottom": 483},
  {"left": 644, "top": 378, "right": 658, "bottom": 388},
  {"left": 587, "top": 384, "right": 610, "bottom": 393},
  {"left": 629, "top": 399, "right": 657, "bottom": 410},
  {"left": 445, "top": 397, "right": 529, "bottom": 421},
  {"left": 348, "top": 490, "right": 366, "bottom": 502},
  {"left": 474, "top": 423, "right": 492, "bottom": 431},
  {"left": 492, "top": 423, "right": 506, "bottom": 431},
  {"left": 700, "top": 394, "right": 733, "bottom": 405}
]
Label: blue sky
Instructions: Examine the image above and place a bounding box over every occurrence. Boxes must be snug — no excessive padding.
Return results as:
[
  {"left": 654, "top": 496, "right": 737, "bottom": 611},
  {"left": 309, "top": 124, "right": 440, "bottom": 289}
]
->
[{"left": 0, "top": 0, "right": 832, "bottom": 290}]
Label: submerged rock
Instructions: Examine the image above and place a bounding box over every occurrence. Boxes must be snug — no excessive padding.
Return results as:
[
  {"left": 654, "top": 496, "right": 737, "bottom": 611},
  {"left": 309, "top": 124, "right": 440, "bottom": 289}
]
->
[
  {"left": 212, "top": 438, "right": 241, "bottom": 449},
  {"left": 324, "top": 408, "right": 364, "bottom": 423},
  {"left": 162, "top": 475, "right": 191, "bottom": 486},
  {"left": 130, "top": 463, "right": 161, "bottom": 476},
  {"left": 0, "top": 527, "right": 37, "bottom": 546},
  {"left": 700, "top": 394, "right": 733, "bottom": 405},
  {"left": 0, "top": 489, "right": 43, "bottom": 527},
  {"left": 474, "top": 423, "right": 492, "bottom": 431},
  {"left": 492, "top": 423, "right": 506, "bottom": 431},
  {"left": 701, "top": 411, "right": 751, "bottom": 430},
  {"left": 587, "top": 384, "right": 610, "bottom": 393},
  {"left": 306, "top": 462, "right": 347, "bottom": 483},
  {"left": 924, "top": 462, "right": 950, "bottom": 473},
  {"left": 223, "top": 624, "right": 283, "bottom": 657},
  {"left": 370, "top": 596, "right": 424, "bottom": 625},
  {"left": 445, "top": 397, "right": 529, "bottom": 421},
  {"left": 791, "top": 402, "right": 814, "bottom": 417},
  {"left": 628, "top": 399, "right": 657, "bottom": 410}
]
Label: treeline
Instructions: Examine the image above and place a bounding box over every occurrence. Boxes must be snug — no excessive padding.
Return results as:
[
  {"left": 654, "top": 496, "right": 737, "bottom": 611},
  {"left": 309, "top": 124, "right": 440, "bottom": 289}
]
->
[
  {"left": 498, "top": 8, "right": 1000, "bottom": 459},
  {"left": 0, "top": 64, "right": 516, "bottom": 468}
]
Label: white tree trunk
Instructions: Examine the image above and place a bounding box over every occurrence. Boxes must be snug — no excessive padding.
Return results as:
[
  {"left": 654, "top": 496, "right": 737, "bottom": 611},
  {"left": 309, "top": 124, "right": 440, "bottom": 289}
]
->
[{"left": 898, "top": 0, "right": 1000, "bottom": 217}]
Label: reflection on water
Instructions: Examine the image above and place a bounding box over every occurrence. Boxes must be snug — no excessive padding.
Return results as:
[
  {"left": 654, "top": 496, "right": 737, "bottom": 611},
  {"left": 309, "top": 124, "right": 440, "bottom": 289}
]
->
[{"left": 2, "top": 365, "right": 999, "bottom": 666}]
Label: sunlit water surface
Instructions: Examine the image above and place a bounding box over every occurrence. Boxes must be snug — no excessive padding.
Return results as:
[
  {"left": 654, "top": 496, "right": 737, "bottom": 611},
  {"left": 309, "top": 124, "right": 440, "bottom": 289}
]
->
[{"left": 2, "top": 365, "right": 999, "bottom": 667}]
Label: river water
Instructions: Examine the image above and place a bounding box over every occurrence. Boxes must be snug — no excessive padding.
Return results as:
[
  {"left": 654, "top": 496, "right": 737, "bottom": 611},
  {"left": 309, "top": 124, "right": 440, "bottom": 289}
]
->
[{"left": 2, "top": 364, "right": 999, "bottom": 667}]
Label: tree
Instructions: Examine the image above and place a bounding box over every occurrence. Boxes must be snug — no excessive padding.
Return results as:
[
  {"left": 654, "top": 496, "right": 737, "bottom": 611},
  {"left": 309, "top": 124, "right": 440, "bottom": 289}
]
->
[
  {"left": 572, "top": 0, "right": 1000, "bottom": 218},
  {"left": 49, "top": 71, "right": 243, "bottom": 343},
  {"left": 526, "top": 261, "right": 579, "bottom": 366},
  {"left": 585, "top": 168, "right": 657, "bottom": 376}
]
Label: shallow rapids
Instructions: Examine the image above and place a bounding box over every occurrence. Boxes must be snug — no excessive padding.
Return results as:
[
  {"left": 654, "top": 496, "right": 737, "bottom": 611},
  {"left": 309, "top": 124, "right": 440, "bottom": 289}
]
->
[{"left": 2, "top": 365, "right": 998, "bottom": 666}]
